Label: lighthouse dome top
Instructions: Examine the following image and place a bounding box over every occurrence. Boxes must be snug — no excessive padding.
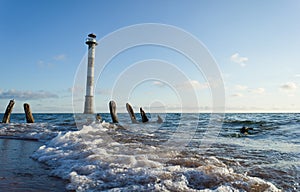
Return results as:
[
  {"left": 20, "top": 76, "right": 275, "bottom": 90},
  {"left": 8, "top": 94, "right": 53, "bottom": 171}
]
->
[
  {"left": 86, "top": 33, "right": 98, "bottom": 45},
  {"left": 88, "top": 33, "right": 96, "bottom": 38}
]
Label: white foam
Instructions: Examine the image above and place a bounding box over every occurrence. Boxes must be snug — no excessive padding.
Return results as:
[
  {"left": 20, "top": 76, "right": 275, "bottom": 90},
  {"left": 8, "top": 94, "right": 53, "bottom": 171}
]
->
[
  {"left": 31, "top": 123, "right": 281, "bottom": 191},
  {"left": 0, "top": 123, "right": 60, "bottom": 141}
]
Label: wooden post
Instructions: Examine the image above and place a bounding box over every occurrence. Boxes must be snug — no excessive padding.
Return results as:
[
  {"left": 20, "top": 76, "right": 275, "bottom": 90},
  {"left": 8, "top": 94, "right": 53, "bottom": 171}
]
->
[
  {"left": 157, "top": 115, "right": 163, "bottom": 123},
  {"left": 126, "top": 103, "right": 137, "bottom": 123},
  {"left": 140, "top": 107, "right": 149, "bottom": 123},
  {"left": 2, "top": 99, "right": 15, "bottom": 123},
  {"left": 109, "top": 100, "right": 119, "bottom": 123},
  {"left": 23, "top": 103, "right": 34, "bottom": 123}
]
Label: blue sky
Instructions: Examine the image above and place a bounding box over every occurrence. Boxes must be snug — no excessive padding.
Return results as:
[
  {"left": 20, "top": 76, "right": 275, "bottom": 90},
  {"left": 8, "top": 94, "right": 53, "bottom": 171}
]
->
[{"left": 0, "top": 0, "right": 300, "bottom": 113}]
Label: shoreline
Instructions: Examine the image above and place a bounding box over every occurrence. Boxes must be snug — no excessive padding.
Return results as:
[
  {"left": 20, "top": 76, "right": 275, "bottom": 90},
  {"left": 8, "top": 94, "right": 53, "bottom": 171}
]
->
[{"left": 0, "top": 138, "right": 67, "bottom": 191}]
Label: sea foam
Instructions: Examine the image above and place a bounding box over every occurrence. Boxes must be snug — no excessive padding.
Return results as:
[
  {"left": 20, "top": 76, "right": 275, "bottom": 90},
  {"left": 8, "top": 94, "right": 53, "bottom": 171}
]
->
[{"left": 32, "top": 122, "right": 281, "bottom": 191}]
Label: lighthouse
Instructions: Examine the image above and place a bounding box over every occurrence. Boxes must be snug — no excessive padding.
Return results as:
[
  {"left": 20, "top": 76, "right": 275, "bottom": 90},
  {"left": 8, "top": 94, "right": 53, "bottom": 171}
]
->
[{"left": 84, "top": 33, "right": 98, "bottom": 114}]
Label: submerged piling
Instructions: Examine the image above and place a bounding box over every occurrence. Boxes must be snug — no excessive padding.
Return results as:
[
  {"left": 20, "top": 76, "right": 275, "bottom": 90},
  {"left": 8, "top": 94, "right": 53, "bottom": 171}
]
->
[
  {"left": 2, "top": 99, "right": 15, "bottom": 123},
  {"left": 109, "top": 100, "right": 119, "bottom": 123},
  {"left": 126, "top": 103, "right": 137, "bottom": 123},
  {"left": 140, "top": 107, "right": 149, "bottom": 123},
  {"left": 23, "top": 103, "right": 34, "bottom": 123},
  {"left": 157, "top": 115, "right": 163, "bottom": 123}
]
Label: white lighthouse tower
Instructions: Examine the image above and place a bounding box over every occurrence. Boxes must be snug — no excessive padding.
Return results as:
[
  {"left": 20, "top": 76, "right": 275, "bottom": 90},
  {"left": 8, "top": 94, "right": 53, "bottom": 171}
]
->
[{"left": 84, "top": 33, "right": 98, "bottom": 114}]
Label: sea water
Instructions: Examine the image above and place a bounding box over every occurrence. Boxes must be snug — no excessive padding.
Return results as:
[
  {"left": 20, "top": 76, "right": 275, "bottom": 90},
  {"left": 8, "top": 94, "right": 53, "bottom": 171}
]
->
[
  {"left": 0, "top": 113, "right": 299, "bottom": 191},
  {"left": 0, "top": 138, "right": 67, "bottom": 191}
]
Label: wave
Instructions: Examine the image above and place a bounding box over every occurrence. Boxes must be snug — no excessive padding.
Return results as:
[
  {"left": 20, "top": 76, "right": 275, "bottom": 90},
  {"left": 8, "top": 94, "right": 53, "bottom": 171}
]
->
[
  {"left": 224, "top": 119, "right": 267, "bottom": 126},
  {"left": 0, "top": 123, "right": 66, "bottom": 141},
  {"left": 31, "top": 123, "right": 280, "bottom": 191}
]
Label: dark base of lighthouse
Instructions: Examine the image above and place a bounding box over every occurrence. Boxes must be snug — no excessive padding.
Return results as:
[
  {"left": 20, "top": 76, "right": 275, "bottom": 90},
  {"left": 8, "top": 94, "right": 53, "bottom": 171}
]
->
[{"left": 84, "top": 96, "right": 94, "bottom": 114}]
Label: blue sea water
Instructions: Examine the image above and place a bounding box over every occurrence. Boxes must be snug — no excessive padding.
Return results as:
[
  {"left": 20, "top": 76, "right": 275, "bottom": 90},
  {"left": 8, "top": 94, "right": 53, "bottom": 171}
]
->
[{"left": 0, "top": 113, "right": 299, "bottom": 191}]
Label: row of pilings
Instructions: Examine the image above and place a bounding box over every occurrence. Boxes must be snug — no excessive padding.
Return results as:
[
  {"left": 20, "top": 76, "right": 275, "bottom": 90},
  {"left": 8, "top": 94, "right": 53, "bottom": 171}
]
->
[
  {"left": 104, "top": 100, "right": 163, "bottom": 124},
  {"left": 1, "top": 99, "right": 161, "bottom": 124},
  {"left": 1, "top": 99, "right": 34, "bottom": 123}
]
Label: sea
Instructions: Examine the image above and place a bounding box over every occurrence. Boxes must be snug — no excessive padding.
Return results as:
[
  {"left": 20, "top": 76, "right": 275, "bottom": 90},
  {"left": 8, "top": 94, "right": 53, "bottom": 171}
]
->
[{"left": 0, "top": 113, "right": 299, "bottom": 192}]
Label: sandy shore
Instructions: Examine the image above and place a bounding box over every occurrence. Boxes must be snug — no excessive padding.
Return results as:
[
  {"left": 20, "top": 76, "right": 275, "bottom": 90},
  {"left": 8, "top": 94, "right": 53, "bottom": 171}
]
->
[{"left": 0, "top": 138, "right": 67, "bottom": 192}]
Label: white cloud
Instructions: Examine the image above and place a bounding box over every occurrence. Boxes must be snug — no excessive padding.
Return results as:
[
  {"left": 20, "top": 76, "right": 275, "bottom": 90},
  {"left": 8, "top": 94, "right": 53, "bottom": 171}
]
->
[
  {"left": 280, "top": 82, "right": 297, "bottom": 90},
  {"left": 231, "top": 93, "right": 243, "bottom": 97},
  {"left": 53, "top": 54, "right": 66, "bottom": 61},
  {"left": 234, "top": 85, "right": 265, "bottom": 94},
  {"left": 0, "top": 90, "right": 59, "bottom": 100},
  {"left": 37, "top": 54, "right": 66, "bottom": 68},
  {"left": 152, "top": 81, "right": 166, "bottom": 88},
  {"left": 176, "top": 80, "right": 208, "bottom": 90},
  {"left": 37, "top": 60, "right": 54, "bottom": 68},
  {"left": 190, "top": 80, "right": 208, "bottom": 89},
  {"left": 230, "top": 53, "right": 248, "bottom": 67},
  {"left": 154, "top": 80, "right": 208, "bottom": 90},
  {"left": 235, "top": 85, "right": 248, "bottom": 91},
  {"left": 250, "top": 88, "right": 265, "bottom": 94}
]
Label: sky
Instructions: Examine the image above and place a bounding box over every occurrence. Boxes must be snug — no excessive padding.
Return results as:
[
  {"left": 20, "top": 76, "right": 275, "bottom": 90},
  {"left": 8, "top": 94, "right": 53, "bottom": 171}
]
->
[{"left": 0, "top": 0, "right": 300, "bottom": 113}]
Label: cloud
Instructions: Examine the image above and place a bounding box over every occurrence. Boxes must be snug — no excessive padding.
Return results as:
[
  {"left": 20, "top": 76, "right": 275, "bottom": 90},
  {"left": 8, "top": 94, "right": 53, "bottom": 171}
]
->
[
  {"left": 280, "top": 82, "right": 297, "bottom": 90},
  {"left": 37, "top": 54, "right": 66, "bottom": 69},
  {"left": 189, "top": 80, "right": 209, "bottom": 89},
  {"left": 152, "top": 81, "right": 166, "bottom": 88},
  {"left": 53, "top": 54, "right": 66, "bottom": 61},
  {"left": 230, "top": 53, "right": 248, "bottom": 67},
  {"left": 234, "top": 85, "right": 265, "bottom": 95},
  {"left": 250, "top": 88, "right": 265, "bottom": 94},
  {"left": 176, "top": 80, "right": 208, "bottom": 90},
  {"left": 231, "top": 93, "right": 243, "bottom": 97},
  {"left": 37, "top": 60, "right": 54, "bottom": 68},
  {"left": 235, "top": 84, "right": 248, "bottom": 91},
  {"left": 152, "top": 80, "right": 208, "bottom": 90},
  {"left": 0, "top": 90, "right": 59, "bottom": 100}
]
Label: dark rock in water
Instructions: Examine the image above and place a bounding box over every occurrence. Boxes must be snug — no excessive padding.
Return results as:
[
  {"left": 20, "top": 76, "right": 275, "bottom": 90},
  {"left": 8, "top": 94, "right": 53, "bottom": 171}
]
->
[
  {"left": 140, "top": 107, "right": 149, "bottom": 123},
  {"left": 240, "top": 126, "right": 247, "bottom": 134},
  {"left": 107, "top": 122, "right": 124, "bottom": 129},
  {"left": 240, "top": 126, "right": 253, "bottom": 134},
  {"left": 109, "top": 101, "right": 119, "bottom": 123},
  {"left": 157, "top": 115, "right": 163, "bottom": 124},
  {"left": 126, "top": 103, "right": 137, "bottom": 123},
  {"left": 96, "top": 113, "right": 102, "bottom": 123}
]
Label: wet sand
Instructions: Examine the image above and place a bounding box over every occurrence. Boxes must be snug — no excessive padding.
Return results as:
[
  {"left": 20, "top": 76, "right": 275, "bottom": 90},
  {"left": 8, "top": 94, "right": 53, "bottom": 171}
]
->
[{"left": 0, "top": 138, "right": 67, "bottom": 192}]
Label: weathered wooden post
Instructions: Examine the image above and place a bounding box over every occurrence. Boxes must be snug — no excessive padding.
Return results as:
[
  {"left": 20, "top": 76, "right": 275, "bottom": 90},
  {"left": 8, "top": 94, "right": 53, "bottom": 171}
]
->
[
  {"left": 109, "top": 100, "right": 119, "bottom": 123},
  {"left": 2, "top": 99, "right": 15, "bottom": 123},
  {"left": 126, "top": 103, "right": 137, "bottom": 123},
  {"left": 23, "top": 103, "right": 34, "bottom": 123},
  {"left": 140, "top": 107, "right": 149, "bottom": 123},
  {"left": 157, "top": 115, "right": 163, "bottom": 123}
]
